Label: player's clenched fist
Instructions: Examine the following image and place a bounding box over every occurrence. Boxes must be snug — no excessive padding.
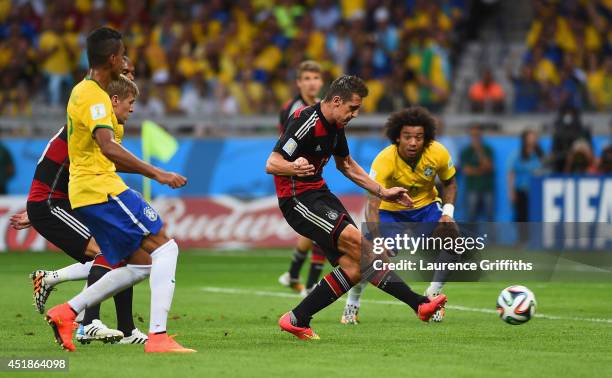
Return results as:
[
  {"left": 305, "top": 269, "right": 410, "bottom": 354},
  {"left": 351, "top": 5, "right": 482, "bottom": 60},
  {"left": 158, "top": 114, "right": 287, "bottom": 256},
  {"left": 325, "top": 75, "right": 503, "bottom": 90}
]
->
[
  {"left": 155, "top": 171, "right": 187, "bottom": 188},
  {"left": 292, "top": 157, "right": 315, "bottom": 177}
]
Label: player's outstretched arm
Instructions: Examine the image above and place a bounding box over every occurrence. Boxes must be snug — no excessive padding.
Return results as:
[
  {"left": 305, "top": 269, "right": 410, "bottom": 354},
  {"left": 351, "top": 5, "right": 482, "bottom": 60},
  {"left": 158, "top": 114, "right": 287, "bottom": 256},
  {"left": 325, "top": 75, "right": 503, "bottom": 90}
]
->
[
  {"left": 334, "top": 155, "right": 413, "bottom": 207},
  {"left": 265, "top": 152, "right": 315, "bottom": 177},
  {"left": 93, "top": 128, "right": 187, "bottom": 189}
]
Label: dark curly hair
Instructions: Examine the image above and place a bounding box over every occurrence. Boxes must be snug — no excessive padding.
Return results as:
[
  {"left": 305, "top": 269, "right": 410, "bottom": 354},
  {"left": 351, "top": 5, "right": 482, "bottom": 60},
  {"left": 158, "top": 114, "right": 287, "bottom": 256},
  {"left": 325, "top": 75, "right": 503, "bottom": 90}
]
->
[{"left": 384, "top": 106, "right": 437, "bottom": 147}]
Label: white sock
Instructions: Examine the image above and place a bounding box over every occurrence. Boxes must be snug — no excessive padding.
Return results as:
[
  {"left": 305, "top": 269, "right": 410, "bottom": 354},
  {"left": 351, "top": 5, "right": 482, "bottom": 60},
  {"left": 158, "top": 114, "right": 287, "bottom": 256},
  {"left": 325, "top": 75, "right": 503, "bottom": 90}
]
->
[
  {"left": 68, "top": 264, "right": 150, "bottom": 313},
  {"left": 149, "top": 239, "right": 179, "bottom": 334},
  {"left": 346, "top": 281, "right": 367, "bottom": 306},
  {"left": 426, "top": 282, "right": 444, "bottom": 297},
  {"left": 45, "top": 261, "right": 94, "bottom": 286},
  {"left": 75, "top": 282, "right": 88, "bottom": 323}
]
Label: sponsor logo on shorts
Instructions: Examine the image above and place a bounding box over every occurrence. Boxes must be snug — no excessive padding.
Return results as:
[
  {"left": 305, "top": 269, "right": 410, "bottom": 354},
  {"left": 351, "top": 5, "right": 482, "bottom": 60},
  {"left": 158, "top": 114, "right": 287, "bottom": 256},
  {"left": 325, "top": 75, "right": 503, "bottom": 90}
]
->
[
  {"left": 144, "top": 206, "right": 158, "bottom": 222},
  {"left": 326, "top": 209, "right": 339, "bottom": 220}
]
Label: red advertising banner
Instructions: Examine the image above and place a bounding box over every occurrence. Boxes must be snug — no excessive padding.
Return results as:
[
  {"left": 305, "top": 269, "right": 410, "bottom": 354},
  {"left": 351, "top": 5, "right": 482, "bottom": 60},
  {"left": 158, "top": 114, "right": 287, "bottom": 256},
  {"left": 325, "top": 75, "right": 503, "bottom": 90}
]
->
[{"left": 0, "top": 195, "right": 367, "bottom": 251}]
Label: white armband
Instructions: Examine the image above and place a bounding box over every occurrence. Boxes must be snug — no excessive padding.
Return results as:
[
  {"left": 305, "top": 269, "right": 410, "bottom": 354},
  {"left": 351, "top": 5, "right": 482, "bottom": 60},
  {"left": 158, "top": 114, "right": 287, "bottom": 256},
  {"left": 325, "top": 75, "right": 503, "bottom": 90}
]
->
[{"left": 442, "top": 203, "right": 455, "bottom": 218}]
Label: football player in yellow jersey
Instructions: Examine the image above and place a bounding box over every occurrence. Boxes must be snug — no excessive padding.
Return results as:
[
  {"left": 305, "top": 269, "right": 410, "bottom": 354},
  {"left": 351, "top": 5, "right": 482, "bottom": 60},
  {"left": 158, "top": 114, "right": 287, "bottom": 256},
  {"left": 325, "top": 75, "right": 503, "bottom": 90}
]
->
[
  {"left": 45, "top": 27, "right": 194, "bottom": 353},
  {"left": 341, "top": 106, "right": 458, "bottom": 324}
]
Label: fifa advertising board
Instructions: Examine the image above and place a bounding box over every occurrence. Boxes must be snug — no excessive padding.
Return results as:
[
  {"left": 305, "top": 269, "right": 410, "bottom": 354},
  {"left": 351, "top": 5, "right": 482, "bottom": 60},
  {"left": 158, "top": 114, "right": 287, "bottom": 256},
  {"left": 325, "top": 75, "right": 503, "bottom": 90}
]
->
[{"left": 529, "top": 175, "right": 612, "bottom": 251}]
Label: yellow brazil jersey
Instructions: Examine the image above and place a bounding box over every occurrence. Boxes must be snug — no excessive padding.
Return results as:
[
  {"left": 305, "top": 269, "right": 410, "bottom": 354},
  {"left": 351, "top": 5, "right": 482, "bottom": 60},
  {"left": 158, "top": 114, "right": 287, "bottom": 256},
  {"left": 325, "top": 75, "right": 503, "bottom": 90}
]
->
[
  {"left": 370, "top": 141, "right": 455, "bottom": 211},
  {"left": 66, "top": 78, "right": 128, "bottom": 209}
]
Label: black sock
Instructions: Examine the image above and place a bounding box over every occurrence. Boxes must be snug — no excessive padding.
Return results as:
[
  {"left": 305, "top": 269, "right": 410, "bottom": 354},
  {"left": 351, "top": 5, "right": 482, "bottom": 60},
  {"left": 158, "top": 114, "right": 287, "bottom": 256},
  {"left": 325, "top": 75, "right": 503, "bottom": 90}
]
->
[
  {"left": 113, "top": 286, "right": 135, "bottom": 336},
  {"left": 306, "top": 263, "right": 324, "bottom": 290},
  {"left": 288, "top": 248, "right": 308, "bottom": 280},
  {"left": 292, "top": 267, "right": 354, "bottom": 327},
  {"left": 306, "top": 244, "right": 325, "bottom": 289},
  {"left": 367, "top": 268, "right": 428, "bottom": 312},
  {"left": 82, "top": 265, "right": 111, "bottom": 325}
]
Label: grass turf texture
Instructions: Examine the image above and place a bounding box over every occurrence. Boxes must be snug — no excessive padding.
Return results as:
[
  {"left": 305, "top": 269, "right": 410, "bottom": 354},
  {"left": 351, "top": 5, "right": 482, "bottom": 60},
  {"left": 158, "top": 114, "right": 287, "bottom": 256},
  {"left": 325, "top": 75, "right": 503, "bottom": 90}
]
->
[{"left": 1, "top": 250, "right": 611, "bottom": 378}]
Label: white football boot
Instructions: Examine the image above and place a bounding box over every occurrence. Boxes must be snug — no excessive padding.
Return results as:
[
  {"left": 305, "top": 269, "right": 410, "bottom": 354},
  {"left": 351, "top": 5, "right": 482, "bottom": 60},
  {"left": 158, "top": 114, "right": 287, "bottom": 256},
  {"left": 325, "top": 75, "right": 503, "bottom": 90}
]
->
[
  {"left": 119, "top": 328, "right": 148, "bottom": 344},
  {"left": 340, "top": 304, "right": 360, "bottom": 325},
  {"left": 78, "top": 319, "right": 123, "bottom": 344}
]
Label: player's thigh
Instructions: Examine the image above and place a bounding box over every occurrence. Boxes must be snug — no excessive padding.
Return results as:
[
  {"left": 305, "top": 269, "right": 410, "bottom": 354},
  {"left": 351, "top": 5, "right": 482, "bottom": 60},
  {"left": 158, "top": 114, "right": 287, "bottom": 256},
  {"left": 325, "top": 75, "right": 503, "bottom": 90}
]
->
[
  {"left": 337, "top": 224, "right": 362, "bottom": 262},
  {"left": 26, "top": 200, "right": 93, "bottom": 263}
]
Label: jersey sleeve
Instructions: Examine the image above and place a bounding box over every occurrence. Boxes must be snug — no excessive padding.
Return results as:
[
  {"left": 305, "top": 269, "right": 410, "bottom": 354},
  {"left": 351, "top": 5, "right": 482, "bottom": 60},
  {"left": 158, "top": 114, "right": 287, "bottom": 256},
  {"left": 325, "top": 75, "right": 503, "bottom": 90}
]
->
[
  {"left": 273, "top": 111, "right": 310, "bottom": 161},
  {"left": 436, "top": 143, "right": 456, "bottom": 181},
  {"left": 81, "top": 93, "right": 114, "bottom": 135},
  {"left": 333, "top": 128, "right": 350, "bottom": 157},
  {"left": 369, "top": 150, "right": 392, "bottom": 186}
]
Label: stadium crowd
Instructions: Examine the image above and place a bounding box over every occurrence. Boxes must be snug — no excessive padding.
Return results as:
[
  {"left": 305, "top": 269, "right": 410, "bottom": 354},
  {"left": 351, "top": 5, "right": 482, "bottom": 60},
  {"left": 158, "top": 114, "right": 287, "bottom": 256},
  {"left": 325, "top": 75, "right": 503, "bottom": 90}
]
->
[
  {"left": 469, "top": 0, "right": 611, "bottom": 114},
  {"left": 0, "top": 0, "right": 471, "bottom": 116}
]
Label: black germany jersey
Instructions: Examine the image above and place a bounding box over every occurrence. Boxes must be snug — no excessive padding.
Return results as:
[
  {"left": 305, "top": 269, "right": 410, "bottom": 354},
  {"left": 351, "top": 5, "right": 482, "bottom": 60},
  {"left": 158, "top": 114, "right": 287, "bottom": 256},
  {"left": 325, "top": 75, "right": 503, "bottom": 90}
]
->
[
  {"left": 28, "top": 126, "right": 69, "bottom": 202},
  {"left": 273, "top": 103, "right": 349, "bottom": 198}
]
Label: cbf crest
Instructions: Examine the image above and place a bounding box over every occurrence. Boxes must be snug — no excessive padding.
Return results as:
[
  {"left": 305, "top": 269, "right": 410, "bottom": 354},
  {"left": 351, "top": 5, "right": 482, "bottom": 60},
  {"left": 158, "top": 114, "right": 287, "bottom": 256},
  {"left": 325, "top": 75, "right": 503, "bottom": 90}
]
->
[
  {"left": 423, "top": 166, "right": 435, "bottom": 177},
  {"left": 144, "top": 206, "right": 159, "bottom": 222}
]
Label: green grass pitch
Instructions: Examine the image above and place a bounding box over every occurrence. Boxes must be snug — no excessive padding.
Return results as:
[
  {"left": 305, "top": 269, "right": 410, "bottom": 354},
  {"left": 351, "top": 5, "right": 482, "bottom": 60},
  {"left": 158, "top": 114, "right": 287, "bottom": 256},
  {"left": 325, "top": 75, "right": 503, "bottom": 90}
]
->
[{"left": 0, "top": 250, "right": 611, "bottom": 378}]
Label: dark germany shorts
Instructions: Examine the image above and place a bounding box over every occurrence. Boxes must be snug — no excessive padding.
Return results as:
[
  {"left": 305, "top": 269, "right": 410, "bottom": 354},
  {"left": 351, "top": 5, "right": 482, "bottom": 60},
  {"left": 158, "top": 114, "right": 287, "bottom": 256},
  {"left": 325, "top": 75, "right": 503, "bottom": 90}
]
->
[
  {"left": 27, "top": 199, "right": 92, "bottom": 263},
  {"left": 279, "top": 189, "right": 356, "bottom": 265}
]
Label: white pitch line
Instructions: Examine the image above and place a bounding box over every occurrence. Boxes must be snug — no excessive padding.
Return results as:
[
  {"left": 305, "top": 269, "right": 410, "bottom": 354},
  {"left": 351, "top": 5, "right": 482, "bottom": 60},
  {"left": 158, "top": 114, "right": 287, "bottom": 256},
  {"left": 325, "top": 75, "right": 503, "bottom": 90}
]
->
[{"left": 201, "top": 286, "right": 612, "bottom": 325}]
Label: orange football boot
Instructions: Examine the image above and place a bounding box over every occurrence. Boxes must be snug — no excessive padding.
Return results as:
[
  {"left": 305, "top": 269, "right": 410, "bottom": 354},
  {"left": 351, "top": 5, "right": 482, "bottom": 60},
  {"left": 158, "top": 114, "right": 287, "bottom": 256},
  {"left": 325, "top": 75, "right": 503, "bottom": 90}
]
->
[
  {"left": 144, "top": 333, "right": 196, "bottom": 353},
  {"left": 417, "top": 294, "right": 448, "bottom": 322},
  {"left": 46, "top": 303, "right": 77, "bottom": 352},
  {"left": 278, "top": 312, "right": 320, "bottom": 340}
]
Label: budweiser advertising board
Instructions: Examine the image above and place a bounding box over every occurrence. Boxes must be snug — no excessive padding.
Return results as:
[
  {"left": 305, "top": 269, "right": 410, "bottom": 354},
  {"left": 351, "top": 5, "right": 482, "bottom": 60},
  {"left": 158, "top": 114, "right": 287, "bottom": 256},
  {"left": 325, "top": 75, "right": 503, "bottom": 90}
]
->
[{"left": 0, "top": 196, "right": 366, "bottom": 252}]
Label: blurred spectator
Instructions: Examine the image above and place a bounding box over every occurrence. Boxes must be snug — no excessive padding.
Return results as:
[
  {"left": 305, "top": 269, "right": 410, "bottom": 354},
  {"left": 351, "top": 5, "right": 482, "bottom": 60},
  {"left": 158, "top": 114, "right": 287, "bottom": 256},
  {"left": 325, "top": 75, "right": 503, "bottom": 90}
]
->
[
  {"left": 135, "top": 83, "right": 166, "bottom": 118},
  {"left": 0, "top": 141, "right": 14, "bottom": 194},
  {"left": 508, "top": 64, "right": 542, "bottom": 113},
  {"left": 564, "top": 140, "right": 598, "bottom": 174},
  {"left": 179, "top": 76, "right": 216, "bottom": 116},
  {"left": 38, "top": 16, "right": 74, "bottom": 106},
  {"left": 508, "top": 130, "right": 543, "bottom": 222},
  {"left": 461, "top": 124, "right": 494, "bottom": 222},
  {"left": 550, "top": 105, "right": 592, "bottom": 172},
  {"left": 312, "top": 0, "right": 341, "bottom": 32},
  {"left": 586, "top": 55, "right": 612, "bottom": 111},
  {"left": 325, "top": 21, "right": 353, "bottom": 74},
  {"left": 469, "top": 68, "right": 505, "bottom": 113},
  {"left": 404, "top": 28, "right": 450, "bottom": 112},
  {"left": 599, "top": 145, "right": 612, "bottom": 174}
]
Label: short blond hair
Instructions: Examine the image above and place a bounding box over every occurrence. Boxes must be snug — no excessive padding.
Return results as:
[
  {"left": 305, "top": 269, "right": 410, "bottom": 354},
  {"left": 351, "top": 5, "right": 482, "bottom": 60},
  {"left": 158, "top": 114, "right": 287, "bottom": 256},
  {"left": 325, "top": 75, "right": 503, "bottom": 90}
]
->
[
  {"left": 297, "top": 60, "right": 321, "bottom": 79},
  {"left": 107, "top": 74, "right": 139, "bottom": 100}
]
